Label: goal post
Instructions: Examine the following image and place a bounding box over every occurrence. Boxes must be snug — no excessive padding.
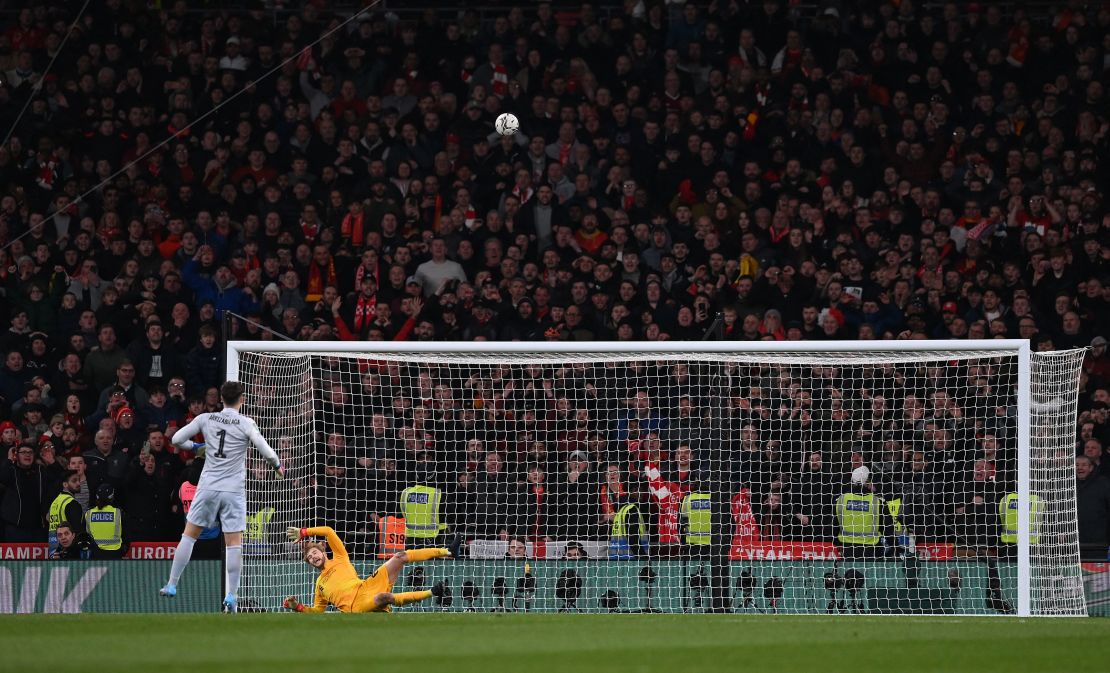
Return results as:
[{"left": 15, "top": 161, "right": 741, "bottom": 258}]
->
[{"left": 226, "top": 340, "right": 1086, "bottom": 616}]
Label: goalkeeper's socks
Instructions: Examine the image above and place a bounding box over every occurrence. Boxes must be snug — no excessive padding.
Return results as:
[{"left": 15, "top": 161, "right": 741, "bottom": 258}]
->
[
  {"left": 405, "top": 548, "right": 449, "bottom": 562},
  {"left": 168, "top": 534, "right": 197, "bottom": 586},
  {"left": 392, "top": 590, "right": 432, "bottom": 606},
  {"left": 225, "top": 545, "right": 243, "bottom": 599}
]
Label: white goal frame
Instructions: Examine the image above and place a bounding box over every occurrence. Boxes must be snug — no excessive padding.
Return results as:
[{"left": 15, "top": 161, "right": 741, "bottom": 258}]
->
[{"left": 226, "top": 338, "right": 1073, "bottom": 617}]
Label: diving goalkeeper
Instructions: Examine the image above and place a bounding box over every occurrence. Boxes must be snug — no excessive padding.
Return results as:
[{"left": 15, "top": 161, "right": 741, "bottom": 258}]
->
[{"left": 282, "top": 525, "right": 460, "bottom": 613}]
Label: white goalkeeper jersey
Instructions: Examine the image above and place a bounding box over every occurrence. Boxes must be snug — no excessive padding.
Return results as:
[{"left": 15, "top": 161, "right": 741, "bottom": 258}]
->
[{"left": 171, "top": 408, "right": 279, "bottom": 493}]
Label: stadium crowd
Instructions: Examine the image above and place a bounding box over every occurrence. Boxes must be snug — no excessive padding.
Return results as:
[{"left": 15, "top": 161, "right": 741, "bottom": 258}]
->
[{"left": 0, "top": 0, "right": 1107, "bottom": 558}]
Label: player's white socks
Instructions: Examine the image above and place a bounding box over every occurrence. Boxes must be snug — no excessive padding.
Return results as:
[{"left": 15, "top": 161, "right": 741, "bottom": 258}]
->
[
  {"left": 225, "top": 545, "right": 243, "bottom": 599},
  {"left": 168, "top": 534, "right": 196, "bottom": 586}
]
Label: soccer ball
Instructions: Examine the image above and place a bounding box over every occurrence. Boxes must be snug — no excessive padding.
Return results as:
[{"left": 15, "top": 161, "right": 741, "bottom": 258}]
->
[{"left": 495, "top": 113, "right": 519, "bottom": 136}]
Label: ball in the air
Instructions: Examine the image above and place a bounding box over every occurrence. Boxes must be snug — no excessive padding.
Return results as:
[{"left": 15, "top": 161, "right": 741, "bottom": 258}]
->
[{"left": 495, "top": 113, "right": 519, "bottom": 136}]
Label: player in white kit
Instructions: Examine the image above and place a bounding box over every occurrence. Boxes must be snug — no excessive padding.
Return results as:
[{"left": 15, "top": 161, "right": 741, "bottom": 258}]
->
[{"left": 159, "top": 381, "right": 284, "bottom": 612}]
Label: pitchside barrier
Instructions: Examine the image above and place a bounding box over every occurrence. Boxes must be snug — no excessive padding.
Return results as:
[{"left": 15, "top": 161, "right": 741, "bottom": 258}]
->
[
  {"left": 0, "top": 558, "right": 1104, "bottom": 615},
  {"left": 0, "top": 560, "right": 221, "bottom": 613}
]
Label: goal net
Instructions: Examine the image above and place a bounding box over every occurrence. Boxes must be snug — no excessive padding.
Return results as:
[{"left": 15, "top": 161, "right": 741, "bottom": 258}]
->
[{"left": 229, "top": 341, "right": 1086, "bottom": 616}]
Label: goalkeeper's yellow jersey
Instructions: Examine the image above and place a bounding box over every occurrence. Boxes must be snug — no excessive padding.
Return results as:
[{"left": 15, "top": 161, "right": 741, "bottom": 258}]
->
[{"left": 302, "top": 526, "right": 362, "bottom": 613}]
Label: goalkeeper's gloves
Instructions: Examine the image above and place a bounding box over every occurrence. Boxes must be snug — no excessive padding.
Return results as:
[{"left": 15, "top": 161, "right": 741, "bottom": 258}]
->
[
  {"left": 286, "top": 527, "right": 305, "bottom": 542},
  {"left": 274, "top": 462, "right": 286, "bottom": 479},
  {"left": 283, "top": 596, "right": 305, "bottom": 612},
  {"left": 191, "top": 442, "right": 205, "bottom": 451}
]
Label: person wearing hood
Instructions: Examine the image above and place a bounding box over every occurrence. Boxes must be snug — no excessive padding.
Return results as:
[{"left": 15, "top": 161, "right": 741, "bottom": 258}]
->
[
  {"left": 501, "top": 297, "right": 542, "bottom": 341},
  {"left": 259, "top": 281, "right": 284, "bottom": 324},
  {"left": 463, "top": 300, "right": 499, "bottom": 341},
  {"left": 18, "top": 278, "right": 65, "bottom": 336},
  {"left": 181, "top": 247, "right": 260, "bottom": 317},
  {"left": 184, "top": 325, "right": 221, "bottom": 397}
]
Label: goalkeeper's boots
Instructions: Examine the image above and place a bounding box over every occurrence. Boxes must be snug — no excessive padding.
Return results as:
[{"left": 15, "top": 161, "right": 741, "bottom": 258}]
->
[
  {"left": 159, "top": 584, "right": 177, "bottom": 598},
  {"left": 446, "top": 533, "right": 463, "bottom": 559},
  {"left": 431, "top": 581, "right": 446, "bottom": 598},
  {"left": 222, "top": 594, "right": 237, "bottom": 613}
]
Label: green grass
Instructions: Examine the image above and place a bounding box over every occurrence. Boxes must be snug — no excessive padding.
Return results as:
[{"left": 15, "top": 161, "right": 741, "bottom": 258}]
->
[{"left": 2, "top": 614, "right": 1108, "bottom": 672}]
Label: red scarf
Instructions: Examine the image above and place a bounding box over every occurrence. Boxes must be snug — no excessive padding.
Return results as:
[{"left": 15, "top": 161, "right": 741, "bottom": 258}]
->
[
  {"left": 512, "top": 185, "right": 534, "bottom": 205},
  {"left": 558, "top": 143, "right": 571, "bottom": 165},
  {"left": 353, "top": 293, "right": 377, "bottom": 332},
  {"left": 492, "top": 65, "right": 509, "bottom": 97},
  {"left": 769, "top": 225, "right": 790, "bottom": 244},
  {"left": 354, "top": 263, "right": 378, "bottom": 289},
  {"left": 341, "top": 212, "right": 366, "bottom": 247},
  {"left": 301, "top": 219, "right": 320, "bottom": 244},
  {"left": 306, "top": 258, "right": 337, "bottom": 302}
]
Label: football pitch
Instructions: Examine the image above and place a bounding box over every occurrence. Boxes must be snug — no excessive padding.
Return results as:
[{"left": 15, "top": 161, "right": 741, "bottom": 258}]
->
[{"left": 2, "top": 614, "right": 1108, "bottom": 673}]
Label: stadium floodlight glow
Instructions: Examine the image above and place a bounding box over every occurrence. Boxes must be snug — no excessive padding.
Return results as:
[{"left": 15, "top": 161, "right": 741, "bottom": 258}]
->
[{"left": 228, "top": 340, "right": 1085, "bottom": 616}]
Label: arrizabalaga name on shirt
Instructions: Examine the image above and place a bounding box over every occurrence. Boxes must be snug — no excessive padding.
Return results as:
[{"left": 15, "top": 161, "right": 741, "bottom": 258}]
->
[{"left": 210, "top": 415, "right": 241, "bottom": 425}]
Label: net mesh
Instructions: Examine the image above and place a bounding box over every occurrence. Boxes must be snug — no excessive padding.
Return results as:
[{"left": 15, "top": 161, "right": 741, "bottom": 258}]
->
[
  {"left": 1030, "top": 349, "right": 1087, "bottom": 615},
  {"left": 234, "top": 345, "right": 1085, "bottom": 616}
]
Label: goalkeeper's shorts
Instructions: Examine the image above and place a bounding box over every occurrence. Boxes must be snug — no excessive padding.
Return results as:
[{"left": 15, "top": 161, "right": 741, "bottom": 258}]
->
[{"left": 352, "top": 564, "right": 396, "bottom": 613}]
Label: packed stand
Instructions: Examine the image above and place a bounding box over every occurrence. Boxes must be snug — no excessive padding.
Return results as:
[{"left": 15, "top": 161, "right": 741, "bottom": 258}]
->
[{"left": 0, "top": 1, "right": 1106, "bottom": 557}]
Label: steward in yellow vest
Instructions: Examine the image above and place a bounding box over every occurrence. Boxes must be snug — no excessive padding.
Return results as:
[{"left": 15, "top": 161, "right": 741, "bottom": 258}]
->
[
  {"left": 609, "top": 499, "right": 647, "bottom": 559},
  {"left": 48, "top": 471, "right": 85, "bottom": 555},
  {"left": 835, "top": 467, "right": 891, "bottom": 560},
  {"left": 998, "top": 492, "right": 1041, "bottom": 545},
  {"left": 243, "top": 507, "right": 276, "bottom": 553}
]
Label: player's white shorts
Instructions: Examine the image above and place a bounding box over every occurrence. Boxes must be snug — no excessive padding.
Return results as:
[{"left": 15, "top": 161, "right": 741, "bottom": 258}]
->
[{"left": 186, "top": 489, "right": 246, "bottom": 532}]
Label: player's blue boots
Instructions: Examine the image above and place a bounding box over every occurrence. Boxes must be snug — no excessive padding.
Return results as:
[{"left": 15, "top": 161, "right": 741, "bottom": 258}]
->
[
  {"left": 222, "top": 594, "right": 237, "bottom": 613},
  {"left": 159, "top": 584, "right": 177, "bottom": 598}
]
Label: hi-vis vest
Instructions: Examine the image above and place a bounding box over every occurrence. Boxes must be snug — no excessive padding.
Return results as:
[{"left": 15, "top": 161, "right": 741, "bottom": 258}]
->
[
  {"left": 47, "top": 492, "right": 76, "bottom": 551},
  {"left": 378, "top": 516, "right": 407, "bottom": 558},
  {"left": 609, "top": 502, "right": 647, "bottom": 558},
  {"left": 85, "top": 505, "right": 122, "bottom": 551},
  {"left": 244, "top": 507, "right": 275, "bottom": 543},
  {"left": 836, "top": 492, "right": 881, "bottom": 545},
  {"left": 999, "top": 493, "right": 1041, "bottom": 544},
  {"left": 886, "top": 497, "right": 904, "bottom": 535},
  {"left": 400, "top": 485, "right": 445, "bottom": 539},
  {"left": 680, "top": 492, "right": 712, "bottom": 546}
]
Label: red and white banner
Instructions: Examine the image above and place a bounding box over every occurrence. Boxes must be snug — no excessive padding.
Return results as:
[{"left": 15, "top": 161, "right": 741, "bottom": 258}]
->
[
  {"left": 728, "top": 540, "right": 954, "bottom": 561},
  {"left": 0, "top": 542, "right": 178, "bottom": 560}
]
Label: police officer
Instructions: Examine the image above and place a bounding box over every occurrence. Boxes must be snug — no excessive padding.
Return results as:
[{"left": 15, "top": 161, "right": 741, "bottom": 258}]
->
[
  {"left": 400, "top": 481, "right": 447, "bottom": 548},
  {"left": 48, "top": 470, "right": 85, "bottom": 556},
  {"left": 84, "top": 483, "right": 127, "bottom": 559}
]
